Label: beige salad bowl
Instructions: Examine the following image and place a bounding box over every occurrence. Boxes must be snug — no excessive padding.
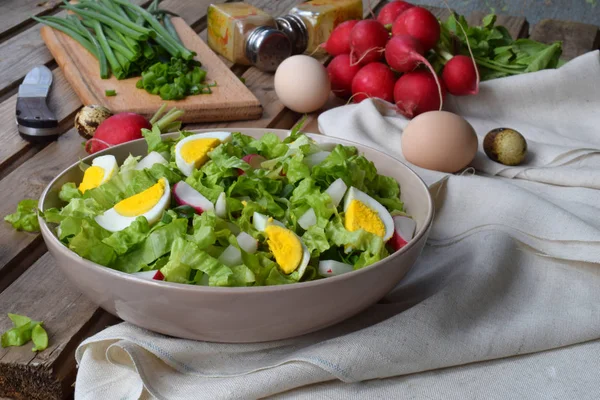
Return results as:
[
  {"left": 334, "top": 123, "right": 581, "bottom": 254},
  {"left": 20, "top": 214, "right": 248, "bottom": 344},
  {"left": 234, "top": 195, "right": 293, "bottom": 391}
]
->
[{"left": 39, "top": 128, "right": 434, "bottom": 343}]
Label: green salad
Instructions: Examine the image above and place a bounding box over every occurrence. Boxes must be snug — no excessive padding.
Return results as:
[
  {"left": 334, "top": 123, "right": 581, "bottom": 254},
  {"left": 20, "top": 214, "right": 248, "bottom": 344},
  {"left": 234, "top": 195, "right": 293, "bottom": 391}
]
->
[{"left": 34, "top": 125, "right": 414, "bottom": 287}]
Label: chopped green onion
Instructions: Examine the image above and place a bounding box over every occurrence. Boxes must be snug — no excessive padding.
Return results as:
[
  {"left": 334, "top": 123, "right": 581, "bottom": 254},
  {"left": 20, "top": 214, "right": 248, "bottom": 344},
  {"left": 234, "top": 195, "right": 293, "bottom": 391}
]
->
[{"left": 105, "top": 89, "right": 117, "bottom": 96}]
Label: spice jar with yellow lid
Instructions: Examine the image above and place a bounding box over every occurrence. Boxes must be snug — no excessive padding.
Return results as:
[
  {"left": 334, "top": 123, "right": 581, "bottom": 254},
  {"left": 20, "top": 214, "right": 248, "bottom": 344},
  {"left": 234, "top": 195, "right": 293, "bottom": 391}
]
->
[
  {"left": 207, "top": 3, "right": 292, "bottom": 71},
  {"left": 276, "top": 0, "right": 363, "bottom": 55}
]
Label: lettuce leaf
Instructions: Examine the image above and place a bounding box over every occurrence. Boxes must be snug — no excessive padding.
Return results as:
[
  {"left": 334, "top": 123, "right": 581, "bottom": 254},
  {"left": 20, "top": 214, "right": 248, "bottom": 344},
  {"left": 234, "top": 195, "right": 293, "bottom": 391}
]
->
[
  {"left": 58, "top": 182, "right": 82, "bottom": 202},
  {"left": 1, "top": 313, "right": 48, "bottom": 352},
  {"left": 68, "top": 220, "right": 116, "bottom": 266},
  {"left": 4, "top": 199, "right": 40, "bottom": 232},
  {"left": 102, "top": 217, "right": 150, "bottom": 255}
]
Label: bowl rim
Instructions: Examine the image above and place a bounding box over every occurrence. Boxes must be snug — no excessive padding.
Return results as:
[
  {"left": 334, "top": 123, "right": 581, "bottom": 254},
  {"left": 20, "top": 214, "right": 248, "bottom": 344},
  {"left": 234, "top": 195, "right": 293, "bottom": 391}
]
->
[{"left": 39, "top": 128, "right": 434, "bottom": 294}]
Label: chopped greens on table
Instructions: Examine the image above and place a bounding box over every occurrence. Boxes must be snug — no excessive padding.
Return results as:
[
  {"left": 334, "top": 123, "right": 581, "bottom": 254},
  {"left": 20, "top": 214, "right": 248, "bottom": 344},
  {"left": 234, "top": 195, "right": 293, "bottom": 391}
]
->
[
  {"left": 6, "top": 125, "right": 416, "bottom": 287},
  {"left": 1, "top": 313, "right": 49, "bottom": 352},
  {"left": 34, "top": 0, "right": 214, "bottom": 100}
]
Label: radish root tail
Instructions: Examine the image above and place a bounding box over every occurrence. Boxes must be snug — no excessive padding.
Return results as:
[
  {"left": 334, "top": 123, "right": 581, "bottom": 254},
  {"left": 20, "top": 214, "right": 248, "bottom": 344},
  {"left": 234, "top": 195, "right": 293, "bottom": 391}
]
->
[
  {"left": 366, "top": 0, "right": 375, "bottom": 19},
  {"left": 414, "top": 53, "right": 444, "bottom": 112},
  {"left": 85, "top": 138, "right": 113, "bottom": 153},
  {"left": 349, "top": 47, "right": 385, "bottom": 66}
]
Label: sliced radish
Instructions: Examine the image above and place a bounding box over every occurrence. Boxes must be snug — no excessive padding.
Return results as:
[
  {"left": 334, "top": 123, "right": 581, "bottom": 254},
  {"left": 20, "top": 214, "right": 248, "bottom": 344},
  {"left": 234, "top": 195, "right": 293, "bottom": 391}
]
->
[
  {"left": 318, "top": 260, "right": 354, "bottom": 277},
  {"left": 133, "top": 270, "right": 164, "bottom": 281},
  {"left": 252, "top": 212, "right": 285, "bottom": 232},
  {"left": 390, "top": 215, "right": 416, "bottom": 251},
  {"left": 218, "top": 245, "right": 242, "bottom": 266},
  {"left": 298, "top": 208, "right": 317, "bottom": 230},
  {"left": 303, "top": 151, "right": 331, "bottom": 168},
  {"left": 325, "top": 178, "right": 348, "bottom": 207},
  {"left": 226, "top": 221, "right": 241, "bottom": 235},
  {"left": 173, "top": 181, "right": 214, "bottom": 214},
  {"left": 239, "top": 154, "right": 267, "bottom": 175},
  {"left": 215, "top": 192, "right": 227, "bottom": 218},
  {"left": 135, "top": 151, "right": 168, "bottom": 171},
  {"left": 237, "top": 232, "right": 258, "bottom": 253}
]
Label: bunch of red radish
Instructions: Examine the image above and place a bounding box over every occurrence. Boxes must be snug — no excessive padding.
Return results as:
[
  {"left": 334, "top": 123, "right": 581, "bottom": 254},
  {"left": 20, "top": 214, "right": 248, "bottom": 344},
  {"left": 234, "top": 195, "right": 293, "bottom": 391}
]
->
[{"left": 323, "top": 1, "right": 479, "bottom": 119}]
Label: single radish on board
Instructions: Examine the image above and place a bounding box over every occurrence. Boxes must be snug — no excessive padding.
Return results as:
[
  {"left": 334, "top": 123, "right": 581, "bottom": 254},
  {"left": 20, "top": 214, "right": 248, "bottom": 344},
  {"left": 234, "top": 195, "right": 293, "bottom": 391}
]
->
[
  {"left": 394, "top": 70, "right": 446, "bottom": 118},
  {"left": 327, "top": 54, "right": 362, "bottom": 98},
  {"left": 442, "top": 55, "right": 480, "bottom": 96},
  {"left": 377, "top": 1, "right": 414, "bottom": 25},
  {"left": 172, "top": 181, "right": 215, "bottom": 214},
  {"left": 392, "top": 7, "right": 440, "bottom": 52},
  {"left": 351, "top": 62, "right": 397, "bottom": 103},
  {"left": 349, "top": 20, "right": 389, "bottom": 65},
  {"left": 86, "top": 112, "right": 151, "bottom": 154},
  {"left": 389, "top": 215, "right": 416, "bottom": 251},
  {"left": 321, "top": 20, "right": 359, "bottom": 56}
]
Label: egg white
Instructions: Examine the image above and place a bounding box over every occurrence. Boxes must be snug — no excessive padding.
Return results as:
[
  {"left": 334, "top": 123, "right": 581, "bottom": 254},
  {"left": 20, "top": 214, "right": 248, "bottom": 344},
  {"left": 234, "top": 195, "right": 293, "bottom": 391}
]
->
[
  {"left": 135, "top": 151, "right": 168, "bottom": 171},
  {"left": 92, "top": 154, "right": 118, "bottom": 184},
  {"left": 95, "top": 178, "right": 171, "bottom": 232},
  {"left": 253, "top": 212, "right": 310, "bottom": 277},
  {"left": 343, "top": 187, "right": 394, "bottom": 241},
  {"left": 175, "top": 132, "right": 232, "bottom": 177}
]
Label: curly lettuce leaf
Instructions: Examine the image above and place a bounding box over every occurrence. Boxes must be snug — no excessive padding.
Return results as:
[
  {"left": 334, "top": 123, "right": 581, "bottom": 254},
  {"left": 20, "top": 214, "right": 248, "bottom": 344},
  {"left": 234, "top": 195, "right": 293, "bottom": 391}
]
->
[{"left": 4, "top": 199, "right": 40, "bottom": 232}]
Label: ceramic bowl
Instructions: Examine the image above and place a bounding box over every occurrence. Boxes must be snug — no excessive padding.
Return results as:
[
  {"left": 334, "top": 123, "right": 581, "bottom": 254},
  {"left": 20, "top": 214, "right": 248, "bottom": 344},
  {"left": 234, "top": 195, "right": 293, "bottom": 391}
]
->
[{"left": 39, "top": 128, "right": 434, "bottom": 343}]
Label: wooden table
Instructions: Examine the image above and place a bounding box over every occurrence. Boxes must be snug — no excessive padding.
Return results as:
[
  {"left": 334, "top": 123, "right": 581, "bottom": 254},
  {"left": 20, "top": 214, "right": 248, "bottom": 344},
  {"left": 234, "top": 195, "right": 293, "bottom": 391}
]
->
[{"left": 0, "top": 1, "right": 598, "bottom": 399}]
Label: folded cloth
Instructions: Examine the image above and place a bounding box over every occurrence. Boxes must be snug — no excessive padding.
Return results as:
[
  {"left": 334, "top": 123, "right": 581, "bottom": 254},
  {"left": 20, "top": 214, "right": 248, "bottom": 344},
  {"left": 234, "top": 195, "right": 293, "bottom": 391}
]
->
[{"left": 74, "top": 51, "right": 600, "bottom": 400}]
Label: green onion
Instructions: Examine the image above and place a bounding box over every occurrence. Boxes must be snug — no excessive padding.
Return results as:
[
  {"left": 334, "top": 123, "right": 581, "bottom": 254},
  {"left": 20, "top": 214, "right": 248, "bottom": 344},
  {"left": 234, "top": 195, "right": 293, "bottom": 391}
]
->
[
  {"left": 69, "top": 16, "right": 108, "bottom": 79},
  {"left": 105, "top": 89, "right": 117, "bottom": 96},
  {"left": 91, "top": 20, "right": 123, "bottom": 79},
  {"left": 163, "top": 14, "right": 183, "bottom": 45},
  {"left": 32, "top": 16, "right": 97, "bottom": 58}
]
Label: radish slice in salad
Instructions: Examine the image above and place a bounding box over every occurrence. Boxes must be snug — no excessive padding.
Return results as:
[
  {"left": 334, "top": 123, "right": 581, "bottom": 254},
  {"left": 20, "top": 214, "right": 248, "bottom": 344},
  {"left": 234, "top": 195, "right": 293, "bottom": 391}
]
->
[
  {"left": 238, "top": 154, "right": 267, "bottom": 175},
  {"left": 135, "top": 151, "right": 168, "bottom": 171},
  {"left": 325, "top": 178, "right": 348, "bottom": 207},
  {"left": 237, "top": 232, "right": 258, "bottom": 254},
  {"left": 298, "top": 208, "right": 317, "bottom": 230},
  {"left": 219, "top": 245, "right": 242, "bottom": 266},
  {"left": 133, "top": 270, "right": 164, "bottom": 281},
  {"left": 215, "top": 192, "right": 227, "bottom": 218},
  {"left": 173, "top": 181, "right": 214, "bottom": 214},
  {"left": 390, "top": 215, "right": 416, "bottom": 251},
  {"left": 318, "top": 260, "right": 354, "bottom": 277},
  {"left": 303, "top": 151, "right": 331, "bottom": 168}
]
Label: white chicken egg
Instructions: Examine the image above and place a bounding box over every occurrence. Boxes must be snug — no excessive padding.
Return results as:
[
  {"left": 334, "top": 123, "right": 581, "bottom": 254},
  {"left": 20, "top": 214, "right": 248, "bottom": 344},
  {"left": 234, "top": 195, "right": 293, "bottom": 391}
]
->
[
  {"left": 78, "top": 155, "right": 118, "bottom": 193},
  {"left": 274, "top": 55, "right": 331, "bottom": 114},
  {"left": 135, "top": 151, "right": 168, "bottom": 170},
  {"left": 174, "top": 132, "right": 232, "bottom": 177},
  {"left": 95, "top": 178, "right": 171, "bottom": 232},
  {"left": 343, "top": 187, "right": 394, "bottom": 242},
  {"left": 253, "top": 212, "right": 310, "bottom": 276}
]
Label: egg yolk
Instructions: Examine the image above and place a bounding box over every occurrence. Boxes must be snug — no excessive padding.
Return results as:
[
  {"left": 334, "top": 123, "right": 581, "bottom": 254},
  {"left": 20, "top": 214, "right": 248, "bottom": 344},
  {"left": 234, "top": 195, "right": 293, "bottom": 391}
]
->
[
  {"left": 345, "top": 200, "right": 385, "bottom": 238},
  {"left": 180, "top": 138, "right": 221, "bottom": 167},
  {"left": 78, "top": 166, "right": 105, "bottom": 193},
  {"left": 265, "top": 225, "right": 302, "bottom": 274},
  {"left": 114, "top": 179, "right": 166, "bottom": 217}
]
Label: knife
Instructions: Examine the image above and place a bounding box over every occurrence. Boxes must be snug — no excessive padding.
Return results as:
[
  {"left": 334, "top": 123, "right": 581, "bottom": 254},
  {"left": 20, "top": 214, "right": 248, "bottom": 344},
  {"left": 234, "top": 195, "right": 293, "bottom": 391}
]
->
[{"left": 16, "top": 65, "right": 61, "bottom": 141}]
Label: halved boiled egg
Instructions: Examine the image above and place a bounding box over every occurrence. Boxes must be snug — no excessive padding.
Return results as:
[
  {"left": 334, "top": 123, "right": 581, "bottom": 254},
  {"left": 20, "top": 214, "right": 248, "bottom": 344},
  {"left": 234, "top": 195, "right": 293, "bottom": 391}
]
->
[
  {"left": 78, "top": 155, "right": 118, "bottom": 193},
  {"left": 95, "top": 178, "right": 171, "bottom": 232},
  {"left": 175, "top": 132, "right": 232, "bottom": 177},
  {"left": 253, "top": 212, "right": 310, "bottom": 276},
  {"left": 343, "top": 187, "right": 394, "bottom": 241},
  {"left": 135, "top": 151, "right": 168, "bottom": 171}
]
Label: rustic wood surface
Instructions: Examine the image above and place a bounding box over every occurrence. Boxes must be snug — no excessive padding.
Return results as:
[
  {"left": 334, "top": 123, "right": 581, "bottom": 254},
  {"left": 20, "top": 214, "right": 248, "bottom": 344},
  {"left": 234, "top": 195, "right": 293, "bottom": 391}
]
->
[{"left": 0, "top": 0, "right": 598, "bottom": 398}]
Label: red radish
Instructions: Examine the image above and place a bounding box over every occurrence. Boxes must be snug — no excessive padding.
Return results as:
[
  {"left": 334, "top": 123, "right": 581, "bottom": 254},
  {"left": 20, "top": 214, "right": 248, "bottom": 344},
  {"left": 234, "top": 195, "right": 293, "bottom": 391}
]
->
[
  {"left": 321, "top": 20, "right": 359, "bottom": 56},
  {"left": 327, "top": 54, "right": 362, "bottom": 98},
  {"left": 237, "top": 232, "right": 258, "bottom": 254},
  {"left": 392, "top": 7, "right": 440, "bottom": 52},
  {"left": 389, "top": 215, "right": 416, "bottom": 251},
  {"left": 238, "top": 154, "right": 267, "bottom": 175},
  {"left": 86, "top": 112, "right": 151, "bottom": 154},
  {"left": 377, "top": 1, "right": 414, "bottom": 25},
  {"left": 442, "top": 55, "right": 479, "bottom": 96},
  {"left": 394, "top": 70, "right": 446, "bottom": 118},
  {"left": 351, "top": 62, "right": 397, "bottom": 103},
  {"left": 385, "top": 34, "right": 425, "bottom": 73},
  {"left": 218, "top": 245, "right": 242, "bottom": 266},
  {"left": 172, "top": 181, "right": 214, "bottom": 214},
  {"left": 318, "top": 260, "right": 354, "bottom": 277},
  {"left": 215, "top": 192, "right": 227, "bottom": 218},
  {"left": 349, "top": 20, "right": 389, "bottom": 65}
]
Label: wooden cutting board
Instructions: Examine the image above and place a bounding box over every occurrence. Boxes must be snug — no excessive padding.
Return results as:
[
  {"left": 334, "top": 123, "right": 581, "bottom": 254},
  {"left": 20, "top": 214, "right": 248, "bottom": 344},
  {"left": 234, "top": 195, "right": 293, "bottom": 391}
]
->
[{"left": 40, "top": 18, "right": 263, "bottom": 123}]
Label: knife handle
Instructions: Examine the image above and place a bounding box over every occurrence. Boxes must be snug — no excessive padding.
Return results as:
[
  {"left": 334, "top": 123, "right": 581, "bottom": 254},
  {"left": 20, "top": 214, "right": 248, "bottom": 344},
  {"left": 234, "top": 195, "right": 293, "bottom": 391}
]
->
[{"left": 16, "top": 97, "right": 58, "bottom": 129}]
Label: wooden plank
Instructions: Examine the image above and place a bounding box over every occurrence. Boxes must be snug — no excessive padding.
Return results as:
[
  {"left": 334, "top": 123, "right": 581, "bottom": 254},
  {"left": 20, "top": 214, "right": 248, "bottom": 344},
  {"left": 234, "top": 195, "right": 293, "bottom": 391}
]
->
[
  {"left": 530, "top": 19, "right": 600, "bottom": 61},
  {"left": 466, "top": 11, "right": 530, "bottom": 39},
  {"left": 40, "top": 18, "right": 262, "bottom": 123},
  {"left": 0, "top": 253, "right": 119, "bottom": 400},
  {"left": 0, "top": 0, "right": 62, "bottom": 42}
]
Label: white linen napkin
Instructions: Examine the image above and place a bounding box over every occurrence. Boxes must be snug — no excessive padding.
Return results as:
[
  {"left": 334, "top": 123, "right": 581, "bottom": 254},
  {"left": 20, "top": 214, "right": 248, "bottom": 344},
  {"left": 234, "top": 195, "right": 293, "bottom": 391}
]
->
[{"left": 74, "top": 51, "right": 600, "bottom": 400}]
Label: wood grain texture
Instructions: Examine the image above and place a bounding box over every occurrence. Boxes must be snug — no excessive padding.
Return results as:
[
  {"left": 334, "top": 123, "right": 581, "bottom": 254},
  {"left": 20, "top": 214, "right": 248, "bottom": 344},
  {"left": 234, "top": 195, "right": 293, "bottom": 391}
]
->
[
  {"left": 0, "top": 0, "right": 61, "bottom": 42},
  {"left": 467, "top": 11, "right": 530, "bottom": 39},
  {"left": 0, "top": 253, "right": 118, "bottom": 400},
  {"left": 530, "top": 19, "right": 600, "bottom": 61},
  {"left": 40, "top": 18, "right": 262, "bottom": 123}
]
